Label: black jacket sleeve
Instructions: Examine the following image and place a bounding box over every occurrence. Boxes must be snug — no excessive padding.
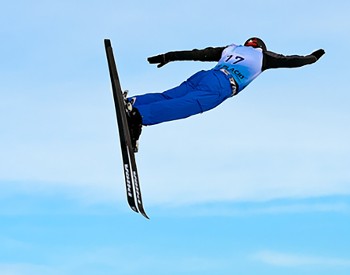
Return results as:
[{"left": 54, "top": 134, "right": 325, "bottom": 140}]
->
[
  {"left": 164, "top": 47, "right": 226, "bottom": 62},
  {"left": 262, "top": 50, "right": 317, "bottom": 71}
]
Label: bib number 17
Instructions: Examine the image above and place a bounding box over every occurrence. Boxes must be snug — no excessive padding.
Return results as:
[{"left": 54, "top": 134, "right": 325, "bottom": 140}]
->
[{"left": 225, "top": 55, "right": 245, "bottom": 64}]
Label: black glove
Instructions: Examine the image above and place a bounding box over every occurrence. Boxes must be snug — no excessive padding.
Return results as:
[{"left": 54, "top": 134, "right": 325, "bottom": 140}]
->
[
  {"left": 147, "top": 54, "right": 168, "bottom": 68},
  {"left": 311, "top": 49, "right": 325, "bottom": 60}
]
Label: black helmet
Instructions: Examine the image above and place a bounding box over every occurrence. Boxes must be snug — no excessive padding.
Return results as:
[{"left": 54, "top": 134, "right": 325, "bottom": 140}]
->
[{"left": 244, "top": 37, "right": 267, "bottom": 51}]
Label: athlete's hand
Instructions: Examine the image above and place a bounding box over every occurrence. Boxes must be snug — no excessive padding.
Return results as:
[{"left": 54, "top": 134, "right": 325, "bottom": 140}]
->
[
  {"left": 311, "top": 49, "right": 325, "bottom": 60},
  {"left": 147, "top": 54, "right": 168, "bottom": 68}
]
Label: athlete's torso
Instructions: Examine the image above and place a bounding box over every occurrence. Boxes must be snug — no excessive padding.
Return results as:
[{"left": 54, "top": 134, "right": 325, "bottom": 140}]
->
[{"left": 214, "top": 44, "right": 264, "bottom": 93}]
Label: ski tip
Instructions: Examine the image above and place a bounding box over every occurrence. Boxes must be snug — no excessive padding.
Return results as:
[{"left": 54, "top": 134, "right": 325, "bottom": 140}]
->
[
  {"left": 104, "top": 39, "right": 111, "bottom": 47},
  {"left": 142, "top": 212, "right": 150, "bottom": 220},
  {"left": 131, "top": 206, "right": 150, "bottom": 219},
  {"left": 139, "top": 207, "right": 150, "bottom": 219}
]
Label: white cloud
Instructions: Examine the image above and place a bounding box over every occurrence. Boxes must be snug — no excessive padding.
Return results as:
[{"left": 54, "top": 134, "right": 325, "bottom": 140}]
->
[
  {"left": 16, "top": 246, "right": 234, "bottom": 275},
  {"left": 0, "top": 263, "right": 61, "bottom": 275},
  {"left": 150, "top": 197, "right": 350, "bottom": 218},
  {"left": 254, "top": 250, "right": 350, "bottom": 267}
]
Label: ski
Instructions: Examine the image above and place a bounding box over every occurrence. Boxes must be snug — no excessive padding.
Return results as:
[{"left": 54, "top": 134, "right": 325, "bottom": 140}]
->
[{"left": 104, "top": 39, "right": 149, "bottom": 219}]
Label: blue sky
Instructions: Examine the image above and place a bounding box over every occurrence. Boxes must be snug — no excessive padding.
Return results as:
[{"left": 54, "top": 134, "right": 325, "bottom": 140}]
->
[{"left": 1, "top": 0, "right": 350, "bottom": 274}]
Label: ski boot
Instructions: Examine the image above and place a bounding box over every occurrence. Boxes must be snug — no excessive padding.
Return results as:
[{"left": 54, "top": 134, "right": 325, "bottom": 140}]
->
[
  {"left": 124, "top": 91, "right": 142, "bottom": 153},
  {"left": 127, "top": 107, "right": 142, "bottom": 153}
]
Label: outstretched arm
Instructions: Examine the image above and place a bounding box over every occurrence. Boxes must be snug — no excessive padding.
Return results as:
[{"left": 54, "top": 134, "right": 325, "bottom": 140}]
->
[
  {"left": 262, "top": 49, "right": 325, "bottom": 70},
  {"left": 148, "top": 46, "right": 226, "bottom": 68}
]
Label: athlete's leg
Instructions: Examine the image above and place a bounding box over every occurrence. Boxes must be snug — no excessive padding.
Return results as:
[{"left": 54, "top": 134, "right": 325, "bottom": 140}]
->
[
  {"left": 130, "top": 70, "right": 208, "bottom": 106},
  {"left": 134, "top": 70, "right": 232, "bottom": 125}
]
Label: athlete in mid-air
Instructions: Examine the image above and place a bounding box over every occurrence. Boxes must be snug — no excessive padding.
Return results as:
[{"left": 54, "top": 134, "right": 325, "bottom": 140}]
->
[{"left": 126, "top": 37, "right": 325, "bottom": 152}]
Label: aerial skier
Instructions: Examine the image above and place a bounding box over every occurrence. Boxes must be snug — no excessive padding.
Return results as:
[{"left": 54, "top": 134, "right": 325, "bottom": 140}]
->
[{"left": 126, "top": 37, "right": 325, "bottom": 152}]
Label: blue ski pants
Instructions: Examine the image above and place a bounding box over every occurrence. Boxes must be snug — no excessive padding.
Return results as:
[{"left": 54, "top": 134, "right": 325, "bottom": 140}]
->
[{"left": 132, "top": 69, "right": 234, "bottom": 126}]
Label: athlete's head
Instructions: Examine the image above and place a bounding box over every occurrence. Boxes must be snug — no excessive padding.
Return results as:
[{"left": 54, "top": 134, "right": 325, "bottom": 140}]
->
[{"left": 244, "top": 37, "right": 267, "bottom": 51}]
